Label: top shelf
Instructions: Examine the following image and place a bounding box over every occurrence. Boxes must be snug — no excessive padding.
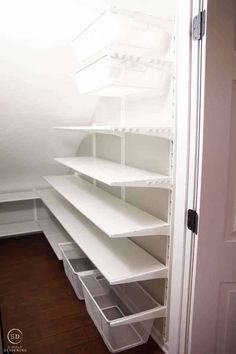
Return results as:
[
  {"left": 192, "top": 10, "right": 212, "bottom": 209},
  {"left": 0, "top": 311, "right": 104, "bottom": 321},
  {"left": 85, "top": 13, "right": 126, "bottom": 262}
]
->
[{"left": 54, "top": 125, "right": 174, "bottom": 140}]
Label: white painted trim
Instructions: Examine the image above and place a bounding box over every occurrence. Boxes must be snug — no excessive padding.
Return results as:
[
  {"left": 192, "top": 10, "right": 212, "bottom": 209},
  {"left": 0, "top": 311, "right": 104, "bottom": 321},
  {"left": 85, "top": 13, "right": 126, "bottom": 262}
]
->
[
  {"left": 178, "top": 0, "right": 208, "bottom": 353},
  {"left": 178, "top": 0, "right": 200, "bottom": 348},
  {"left": 168, "top": 0, "right": 193, "bottom": 352},
  {"left": 185, "top": 0, "right": 208, "bottom": 352}
]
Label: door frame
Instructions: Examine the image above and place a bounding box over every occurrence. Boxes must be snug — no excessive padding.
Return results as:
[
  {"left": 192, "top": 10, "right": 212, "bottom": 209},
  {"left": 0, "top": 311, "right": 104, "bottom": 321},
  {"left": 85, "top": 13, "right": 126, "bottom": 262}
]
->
[
  {"left": 168, "top": 0, "right": 208, "bottom": 353},
  {"left": 179, "top": 0, "right": 208, "bottom": 353}
]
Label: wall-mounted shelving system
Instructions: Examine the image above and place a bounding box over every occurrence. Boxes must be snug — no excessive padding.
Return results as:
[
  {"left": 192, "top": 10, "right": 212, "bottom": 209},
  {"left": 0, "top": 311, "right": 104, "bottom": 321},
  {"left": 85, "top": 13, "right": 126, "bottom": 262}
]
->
[{"left": 43, "top": 6, "right": 175, "bottom": 351}]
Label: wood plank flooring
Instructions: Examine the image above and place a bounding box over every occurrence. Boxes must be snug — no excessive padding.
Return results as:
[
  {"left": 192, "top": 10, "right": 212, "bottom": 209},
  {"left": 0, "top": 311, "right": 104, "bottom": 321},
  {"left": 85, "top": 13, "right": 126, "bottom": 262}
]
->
[{"left": 0, "top": 234, "right": 163, "bottom": 354}]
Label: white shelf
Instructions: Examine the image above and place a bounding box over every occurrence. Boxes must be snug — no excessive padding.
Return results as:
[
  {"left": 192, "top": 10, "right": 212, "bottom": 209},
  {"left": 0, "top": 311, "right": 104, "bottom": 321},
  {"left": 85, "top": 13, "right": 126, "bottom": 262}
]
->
[
  {"left": 55, "top": 157, "right": 171, "bottom": 189},
  {"left": 38, "top": 189, "right": 168, "bottom": 284},
  {"left": 54, "top": 125, "right": 174, "bottom": 140},
  {"left": 0, "top": 221, "right": 41, "bottom": 238},
  {"left": 0, "top": 190, "right": 40, "bottom": 203},
  {"left": 38, "top": 219, "right": 72, "bottom": 260},
  {"left": 44, "top": 175, "right": 170, "bottom": 238}
]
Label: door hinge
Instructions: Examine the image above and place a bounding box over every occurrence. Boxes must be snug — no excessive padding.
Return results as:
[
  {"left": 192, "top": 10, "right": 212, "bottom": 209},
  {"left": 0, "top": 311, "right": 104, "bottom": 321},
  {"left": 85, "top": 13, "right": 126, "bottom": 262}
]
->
[
  {"left": 193, "top": 10, "right": 206, "bottom": 41},
  {"left": 187, "top": 209, "right": 198, "bottom": 234}
]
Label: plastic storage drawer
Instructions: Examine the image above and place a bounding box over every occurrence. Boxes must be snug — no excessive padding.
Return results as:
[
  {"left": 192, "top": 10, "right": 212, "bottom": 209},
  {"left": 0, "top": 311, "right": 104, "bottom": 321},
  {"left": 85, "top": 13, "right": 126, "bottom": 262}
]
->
[
  {"left": 80, "top": 273, "right": 166, "bottom": 352},
  {"left": 74, "top": 54, "right": 171, "bottom": 97},
  {"left": 72, "top": 7, "right": 173, "bottom": 62},
  {"left": 59, "top": 242, "right": 97, "bottom": 300}
]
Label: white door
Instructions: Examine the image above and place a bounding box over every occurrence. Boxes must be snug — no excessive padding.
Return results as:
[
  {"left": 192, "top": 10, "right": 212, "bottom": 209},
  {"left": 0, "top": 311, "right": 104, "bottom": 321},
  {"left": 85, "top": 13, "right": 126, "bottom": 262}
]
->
[{"left": 190, "top": 0, "right": 236, "bottom": 353}]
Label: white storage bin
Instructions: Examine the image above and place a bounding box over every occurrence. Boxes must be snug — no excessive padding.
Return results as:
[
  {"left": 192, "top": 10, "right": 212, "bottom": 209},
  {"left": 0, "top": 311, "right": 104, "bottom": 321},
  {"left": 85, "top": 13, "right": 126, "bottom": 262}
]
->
[
  {"left": 59, "top": 242, "right": 97, "bottom": 300},
  {"left": 74, "top": 53, "right": 171, "bottom": 97},
  {"left": 73, "top": 7, "right": 173, "bottom": 62},
  {"left": 80, "top": 273, "right": 166, "bottom": 352}
]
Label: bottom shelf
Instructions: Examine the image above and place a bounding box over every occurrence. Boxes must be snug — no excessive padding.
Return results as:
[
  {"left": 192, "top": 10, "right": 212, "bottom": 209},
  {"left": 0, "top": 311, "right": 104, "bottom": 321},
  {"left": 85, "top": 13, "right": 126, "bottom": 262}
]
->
[
  {"left": 38, "top": 189, "right": 168, "bottom": 285},
  {"left": 0, "top": 221, "right": 41, "bottom": 238},
  {"left": 38, "top": 219, "right": 72, "bottom": 260}
]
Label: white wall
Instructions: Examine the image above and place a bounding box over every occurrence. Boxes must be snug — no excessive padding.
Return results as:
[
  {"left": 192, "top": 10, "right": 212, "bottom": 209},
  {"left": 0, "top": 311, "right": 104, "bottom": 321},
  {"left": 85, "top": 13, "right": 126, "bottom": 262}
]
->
[{"left": 0, "top": 0, "right": 99, "bottom": 193}]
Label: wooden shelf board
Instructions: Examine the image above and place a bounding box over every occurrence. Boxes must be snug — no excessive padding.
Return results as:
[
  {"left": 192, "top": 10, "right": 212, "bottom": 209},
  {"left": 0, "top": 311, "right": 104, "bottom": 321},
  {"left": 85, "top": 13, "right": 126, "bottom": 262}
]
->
[
  {"left": 55, "top": 156, "right": 172, "bottom": 189},
  {"left": 44, "top": 175, "right": 170, "bottom": 238},
  {"left": 38, "top": 189, "right": 168, "bottom": 284}
]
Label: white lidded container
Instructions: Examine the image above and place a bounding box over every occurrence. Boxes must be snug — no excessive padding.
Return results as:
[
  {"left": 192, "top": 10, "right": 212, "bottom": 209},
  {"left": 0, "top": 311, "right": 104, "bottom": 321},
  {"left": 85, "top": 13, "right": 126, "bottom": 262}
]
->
[
  {"left": 72, "top": 7, "right": 174, "bottom": 62},
  {"left": 80, "top": 272, "right": 166, "bottom": 352},
  {"left": 73, "top": 46, "right": 172, "bottom": 97},
  {"left": 59, "top": 242, "right": 97, "bottom": 300}
]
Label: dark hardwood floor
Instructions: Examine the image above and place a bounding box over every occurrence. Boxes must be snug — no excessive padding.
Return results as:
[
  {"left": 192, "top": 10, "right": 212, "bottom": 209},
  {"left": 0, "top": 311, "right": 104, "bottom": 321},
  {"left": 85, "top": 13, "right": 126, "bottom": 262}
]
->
[{"left": 0, "top": 234, "right": 163, "bottom": 354}]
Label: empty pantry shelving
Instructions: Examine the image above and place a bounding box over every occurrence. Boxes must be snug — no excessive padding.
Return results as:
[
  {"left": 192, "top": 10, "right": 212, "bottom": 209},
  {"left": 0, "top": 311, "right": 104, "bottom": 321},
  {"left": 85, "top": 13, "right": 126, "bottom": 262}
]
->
[
  {"left": 43, "top": 175, "right": 170, "bottom": 237},
  {"left": 42, "top": 5, "right": 174, "bottom": 351},
  {"left": 38, "top": 189, "right": 168, "bottom": 284},
  {"left": 54, "top": 156, "right": 172, "bottom": 188},
  {"left": 54, "top": 125, "right": 174, "bottom": 140}
]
